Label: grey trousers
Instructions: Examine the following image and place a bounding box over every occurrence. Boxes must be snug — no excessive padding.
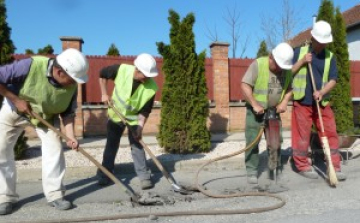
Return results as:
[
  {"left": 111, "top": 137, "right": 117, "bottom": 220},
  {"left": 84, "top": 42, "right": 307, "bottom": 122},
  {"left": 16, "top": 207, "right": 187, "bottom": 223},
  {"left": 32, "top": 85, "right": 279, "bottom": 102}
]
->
[{"left": 98, "top": 119, "right": 151, "bottom": 180}]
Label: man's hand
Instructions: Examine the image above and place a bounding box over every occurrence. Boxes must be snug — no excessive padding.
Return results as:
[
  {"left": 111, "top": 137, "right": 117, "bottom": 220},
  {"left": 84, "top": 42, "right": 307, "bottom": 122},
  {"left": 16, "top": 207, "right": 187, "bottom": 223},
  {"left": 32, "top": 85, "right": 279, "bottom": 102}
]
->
[
  {"left": 276, "top": 101, "right": 288, "bottom": 113},
  {"left": 66, "top": 136, "right": 79, "bottom": 151},
  {"left": 101, "top": 94, "right": 110, "bottom": 103},
  {"left": 14, "top": 99, "right": 32, "bottom": 115},
  {"left": 302, "top": 53, "right": 312, "bottom": 65},
  {"left": 253, "top": 103, "right": 265, "bottom": 115},
  {"left": 313, "top": 90, "right": 323, "bottom": 101},
  {"left": 131, "top": 125, "right": 143, "bottom": 141}
]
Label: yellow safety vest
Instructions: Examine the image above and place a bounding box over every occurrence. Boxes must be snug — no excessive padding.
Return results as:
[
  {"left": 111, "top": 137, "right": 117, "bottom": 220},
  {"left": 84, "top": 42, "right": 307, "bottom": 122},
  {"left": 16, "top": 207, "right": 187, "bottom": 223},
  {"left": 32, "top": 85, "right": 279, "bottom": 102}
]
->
[
  {"left": 253, "top": 57, "right": 292, "bottom": 109},
  {"left": 108, "top": 64, "right": 158, "bottom": 125},
  {"left": 292, "top": 46, "right": 332, "bottom": 106},
  {"left": 19, "top": 56, "right": 77, "bottom": 126}
]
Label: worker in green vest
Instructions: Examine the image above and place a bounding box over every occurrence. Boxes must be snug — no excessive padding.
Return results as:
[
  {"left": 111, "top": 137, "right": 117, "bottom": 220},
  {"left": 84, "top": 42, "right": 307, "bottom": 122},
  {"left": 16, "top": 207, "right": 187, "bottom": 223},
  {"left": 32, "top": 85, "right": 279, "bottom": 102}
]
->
[
  {"left": 241, "top": 42, "right": 294, "bottom": 184},
  {"left": 97, "top": 53, "right": 158, "bottom": 190},
  {"left": 0, "top": 48, "right": 89, "bottom": 215}
]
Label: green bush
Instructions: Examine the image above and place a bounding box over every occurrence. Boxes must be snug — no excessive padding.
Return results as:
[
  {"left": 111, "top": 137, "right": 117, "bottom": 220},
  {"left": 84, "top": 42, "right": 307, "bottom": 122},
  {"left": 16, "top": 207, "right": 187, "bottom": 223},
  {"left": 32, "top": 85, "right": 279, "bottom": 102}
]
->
[{"left": 156, "top": 10, "right": 211, "bottom": 154}]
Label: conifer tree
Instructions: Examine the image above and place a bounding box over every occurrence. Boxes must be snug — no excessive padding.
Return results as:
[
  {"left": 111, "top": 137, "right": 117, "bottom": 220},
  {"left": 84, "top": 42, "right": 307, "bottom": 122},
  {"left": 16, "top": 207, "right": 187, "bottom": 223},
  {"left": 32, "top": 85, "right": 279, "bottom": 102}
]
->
[
  {"left": 330, "top": 7, "right": 353, "bottom": 133},
  {"left": 107, "top": 43, "right": 120, "bottom": 56},
  {"left": 256, "top": 40, "right": 268, "bottom": 58},
  {"left": 25, "top": 49, "right": 34, "bottom": 55},
  {"left": 0, "top": 0, "right": 15, "bottom": 65},
  {"left": 37, "top": 44, "right": 54, "bottom": 54},
  {"left": 316, "top": 0, "right": 335, "bottom": 51},
  {"left": 0, "top": 0, "right": 27, "bottom": 159},
  {"left": 317, "top": 0, "right": 354, "bottom": 133},
  {"left": 156, "top": 9, "right": 210, "bottom": 153},
  {"left": 0, "top": 0, "right": 15, "bottom": 104}
]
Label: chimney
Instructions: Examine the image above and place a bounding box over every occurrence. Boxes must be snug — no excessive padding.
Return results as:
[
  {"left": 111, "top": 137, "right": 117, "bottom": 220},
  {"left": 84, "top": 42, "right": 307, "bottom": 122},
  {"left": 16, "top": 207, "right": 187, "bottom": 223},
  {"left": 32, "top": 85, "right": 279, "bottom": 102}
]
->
[
  {"left": 312, "top": 14, "right": 317, "bottom": 28},
  {"left": 59, "top": 36, "right": 84, "bottom": 52}
]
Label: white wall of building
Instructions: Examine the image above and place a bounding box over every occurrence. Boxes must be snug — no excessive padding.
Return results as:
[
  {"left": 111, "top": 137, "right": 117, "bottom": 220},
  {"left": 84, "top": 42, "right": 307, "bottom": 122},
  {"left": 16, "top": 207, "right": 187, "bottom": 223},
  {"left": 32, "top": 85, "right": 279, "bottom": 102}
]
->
[{"left": 347, "top": 28, "right": 360, "bottom": 61}]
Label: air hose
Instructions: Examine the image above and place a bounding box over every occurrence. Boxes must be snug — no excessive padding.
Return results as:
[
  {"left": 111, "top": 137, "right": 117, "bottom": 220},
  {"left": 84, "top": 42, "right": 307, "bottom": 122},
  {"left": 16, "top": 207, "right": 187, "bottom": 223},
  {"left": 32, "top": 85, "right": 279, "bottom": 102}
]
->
[{"left": 13, "top": 127, "right": 286, "bottom": 223}]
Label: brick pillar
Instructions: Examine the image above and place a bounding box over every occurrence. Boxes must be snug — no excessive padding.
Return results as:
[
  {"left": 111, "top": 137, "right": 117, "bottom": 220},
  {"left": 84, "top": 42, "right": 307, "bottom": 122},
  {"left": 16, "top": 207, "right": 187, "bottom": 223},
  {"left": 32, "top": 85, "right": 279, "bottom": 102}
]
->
[
  {"left": 59, "top": 36, "right": 85, "bottom": 138},
  {"left": 210, "top": 42, "right": 230, "bottom": 132}
]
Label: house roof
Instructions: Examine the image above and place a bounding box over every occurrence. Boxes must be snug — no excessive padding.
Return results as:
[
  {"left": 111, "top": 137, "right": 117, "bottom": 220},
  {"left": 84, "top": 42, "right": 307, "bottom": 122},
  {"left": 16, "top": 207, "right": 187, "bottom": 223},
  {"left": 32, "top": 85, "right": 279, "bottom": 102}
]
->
[{"left": 289, "top": 4, "right": 360, "bottom": 47}]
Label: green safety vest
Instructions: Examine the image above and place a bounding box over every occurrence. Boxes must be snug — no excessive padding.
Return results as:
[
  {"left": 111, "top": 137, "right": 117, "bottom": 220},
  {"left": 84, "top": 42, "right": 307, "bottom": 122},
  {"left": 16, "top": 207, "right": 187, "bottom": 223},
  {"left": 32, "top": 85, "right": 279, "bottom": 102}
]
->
[
  {"left": 252, "top": 57, "right": 292, "bottom": 109},
  {"left": 19, "top": 56, "right": 77, "bottom": 126},
  {"left": 108, "top": 64, "right": 158, "bottom": 126},
  {"left": 292, "top": 46, "right": 332, "bottom": 106}
]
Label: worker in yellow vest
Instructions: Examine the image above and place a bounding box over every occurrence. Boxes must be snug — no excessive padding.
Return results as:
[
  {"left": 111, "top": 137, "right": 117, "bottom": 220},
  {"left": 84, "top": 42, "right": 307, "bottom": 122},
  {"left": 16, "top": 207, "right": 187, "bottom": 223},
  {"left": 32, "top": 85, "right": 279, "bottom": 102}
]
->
[
  {"left": 241, "top": 42, "right": 294, "bottom": 184},
  {"left": 0, "top": 48, "right": 89, "bottom": 215},
  {"left": 97, "top": 53, "right": 158, "bottom": 190},
  {"left": 291, "top": 20, "right": 346, "bottom": 181}
]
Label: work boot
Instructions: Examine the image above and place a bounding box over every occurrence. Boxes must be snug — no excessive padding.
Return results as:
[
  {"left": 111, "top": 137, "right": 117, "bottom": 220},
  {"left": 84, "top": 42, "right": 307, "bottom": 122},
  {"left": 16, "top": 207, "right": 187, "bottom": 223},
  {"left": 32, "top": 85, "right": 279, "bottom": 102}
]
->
[
  {"left": 98, "top": 176, "right": 111, "bottom": 186},
  {"left": 336, "top": 171, "right": 347, "bottom": 181},
  {"left": 298, "top": 168, "right": 318, "bottom": 179},
  {"left": 140, "top": 179, "right": 153, "bottom": 190},
  {"left": 247, "top": 175, "right": 258, "bottom": 184},
  {"left": 0, "top": 202, "right": 12, "bottom": 215},
  {"left": 48, "top": 198, "right": 73, "bottom": 210}
]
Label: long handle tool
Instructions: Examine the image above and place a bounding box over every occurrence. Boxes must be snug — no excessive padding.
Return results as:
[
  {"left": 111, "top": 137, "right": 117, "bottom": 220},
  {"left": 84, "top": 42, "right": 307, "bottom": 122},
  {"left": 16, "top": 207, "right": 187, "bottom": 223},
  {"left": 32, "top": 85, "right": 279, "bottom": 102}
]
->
[
  {"left": 108, "top": 101, "right": 192, "bottom": 195},
  {"left": 308, "top": 63, "right": 338, "bottom": 186},
  {"left": 29, "top": 111, "right": 145, "bottom": 205}
]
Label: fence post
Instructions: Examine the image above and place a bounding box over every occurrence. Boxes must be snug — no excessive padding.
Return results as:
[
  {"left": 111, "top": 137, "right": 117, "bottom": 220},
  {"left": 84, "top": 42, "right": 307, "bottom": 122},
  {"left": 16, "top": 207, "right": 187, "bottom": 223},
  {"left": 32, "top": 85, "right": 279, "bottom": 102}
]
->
[
  {"left": 59, "top": 36, "right": 85, "bottom": 138},
  {"left": 210, "top": 42, "right": 230, "bottom": 132}
]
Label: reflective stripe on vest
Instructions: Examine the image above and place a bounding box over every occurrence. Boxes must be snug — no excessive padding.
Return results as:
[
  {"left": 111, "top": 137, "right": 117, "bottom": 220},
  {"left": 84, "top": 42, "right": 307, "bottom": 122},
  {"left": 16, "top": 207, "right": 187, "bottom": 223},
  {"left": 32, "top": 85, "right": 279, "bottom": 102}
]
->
[
  {"left": 253, "top": 57, "right": 292, "bottom": 109},
  {"left": 19, "top": 56, "right": 77, "bottom": 126},
  {"left": 108, "top": 64, "right": 158, "bottom": 125},
  {"left": 292, "top": 46, "right": 333, "bottom": 106}
]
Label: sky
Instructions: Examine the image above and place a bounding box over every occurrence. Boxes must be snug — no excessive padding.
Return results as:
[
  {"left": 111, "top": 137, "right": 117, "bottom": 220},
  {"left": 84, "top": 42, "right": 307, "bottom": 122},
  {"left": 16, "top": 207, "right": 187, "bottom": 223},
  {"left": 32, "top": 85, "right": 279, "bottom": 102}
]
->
[{"left": 6, "top": 0, "right": 360, "bottom": 58}]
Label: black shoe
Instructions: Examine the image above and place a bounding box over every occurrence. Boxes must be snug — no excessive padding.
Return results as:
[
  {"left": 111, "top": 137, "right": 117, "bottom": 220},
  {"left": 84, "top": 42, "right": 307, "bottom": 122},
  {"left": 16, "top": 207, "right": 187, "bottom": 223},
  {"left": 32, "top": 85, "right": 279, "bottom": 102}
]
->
[
  {"left": 48, "top": 198, "right": 72, "bottom": 210},
  {"left": 0, "top": 202, "right": 12, "bottom": 215},
  {"left": 98, "top": 177, "right": 111, "bottom": 186}
]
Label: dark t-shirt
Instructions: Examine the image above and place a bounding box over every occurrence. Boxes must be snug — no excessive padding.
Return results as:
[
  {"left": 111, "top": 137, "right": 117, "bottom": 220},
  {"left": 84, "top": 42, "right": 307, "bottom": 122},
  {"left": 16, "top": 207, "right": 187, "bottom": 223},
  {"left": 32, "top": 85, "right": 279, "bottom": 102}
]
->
[
  {"left": 100, "top": 64, "right": 155, "bottom": 117},
  {"left": 292, "top": 46, "right": 338, "bottom": 105}
]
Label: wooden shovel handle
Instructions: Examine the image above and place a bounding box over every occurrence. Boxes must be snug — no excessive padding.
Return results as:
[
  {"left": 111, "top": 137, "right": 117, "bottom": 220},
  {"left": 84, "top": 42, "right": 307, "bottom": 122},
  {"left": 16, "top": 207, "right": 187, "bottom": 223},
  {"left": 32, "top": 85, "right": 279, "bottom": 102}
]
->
[
  {"left": 29, "top": 111, "right": 139, "bottom": 200},
  {"left": 308, "top": 63, "right": 325, "bottom": 133}
]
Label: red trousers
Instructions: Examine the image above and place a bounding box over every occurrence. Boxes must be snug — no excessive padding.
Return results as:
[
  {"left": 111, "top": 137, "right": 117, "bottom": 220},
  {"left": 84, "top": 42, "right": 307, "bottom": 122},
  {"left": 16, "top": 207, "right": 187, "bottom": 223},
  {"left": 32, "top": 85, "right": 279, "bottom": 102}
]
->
[{"left": 292, "top": 101, "right": 341, "bottom": 172}]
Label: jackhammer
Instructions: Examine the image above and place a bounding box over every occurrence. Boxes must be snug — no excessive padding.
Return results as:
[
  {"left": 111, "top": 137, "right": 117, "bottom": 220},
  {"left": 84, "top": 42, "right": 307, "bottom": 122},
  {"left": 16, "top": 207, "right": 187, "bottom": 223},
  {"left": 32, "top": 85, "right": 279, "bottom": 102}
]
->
[{"left": 263, "top": 107, "right": 282, "bottom": 183}]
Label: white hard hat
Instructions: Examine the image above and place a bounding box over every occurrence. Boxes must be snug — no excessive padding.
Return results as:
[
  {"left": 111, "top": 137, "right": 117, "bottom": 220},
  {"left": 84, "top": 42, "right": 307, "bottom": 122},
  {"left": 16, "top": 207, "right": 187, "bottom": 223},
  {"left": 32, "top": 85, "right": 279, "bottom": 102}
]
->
[
  {"left": 134, "top": 53, "right": 158, "bottom": 77},
  {"left": 56, "top": 48, "right": 89, "bottom": 83},
  {"left": 272, "top": 42, "right": 294, "bottom": 70},
  {"left": 311, "top": 20, "right": 333, "bottom": 44}
]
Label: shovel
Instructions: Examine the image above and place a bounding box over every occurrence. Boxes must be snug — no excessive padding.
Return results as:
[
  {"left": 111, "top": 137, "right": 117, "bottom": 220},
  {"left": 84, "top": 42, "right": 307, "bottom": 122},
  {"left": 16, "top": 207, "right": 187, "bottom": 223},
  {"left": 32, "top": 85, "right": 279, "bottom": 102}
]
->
[
  {"left": 29, "top": 111, "right": 163, "bottom": 206},
  {"left": 308, "top": 63, "right": 338, "bottom": 186},
  {"left": 108, "top": 101, "right": 193, "bottom": 195}
]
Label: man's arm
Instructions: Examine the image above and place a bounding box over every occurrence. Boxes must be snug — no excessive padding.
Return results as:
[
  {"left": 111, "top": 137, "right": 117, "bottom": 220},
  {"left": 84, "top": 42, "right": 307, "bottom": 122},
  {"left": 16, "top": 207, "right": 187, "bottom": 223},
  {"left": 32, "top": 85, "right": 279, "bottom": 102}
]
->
[
  {"left": 292, "top": 53, "right": 312, "bottom": 75},
  {"left": 61, "top": 115, "right": 79, "bottom": 150},
  {"left": 241, "top": 82, "right": 264, "bottom": 114},
  {"left": 277, "top": 88, "right": 293, "bottom": 113},
  {"left": 0, "top": 84, "right": 31, "bottom": 114},
  {"left": 99, "top": 64, "right": 120, "bottom": 103}
]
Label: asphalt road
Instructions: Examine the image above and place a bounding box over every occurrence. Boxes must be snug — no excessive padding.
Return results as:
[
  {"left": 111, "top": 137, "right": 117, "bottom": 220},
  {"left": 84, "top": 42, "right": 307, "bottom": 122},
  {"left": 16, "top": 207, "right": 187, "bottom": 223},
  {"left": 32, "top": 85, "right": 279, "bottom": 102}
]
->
[{"left": 2, "top": 154, "right": 360, "bottom": 223}]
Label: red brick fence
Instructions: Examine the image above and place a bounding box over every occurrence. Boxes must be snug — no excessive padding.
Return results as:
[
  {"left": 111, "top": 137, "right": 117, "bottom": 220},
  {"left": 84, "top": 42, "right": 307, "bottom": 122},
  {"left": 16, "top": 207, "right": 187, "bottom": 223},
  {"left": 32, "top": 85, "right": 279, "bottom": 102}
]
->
[{"left": 14, "top": 37, "right": 360, "bottom": 138}]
